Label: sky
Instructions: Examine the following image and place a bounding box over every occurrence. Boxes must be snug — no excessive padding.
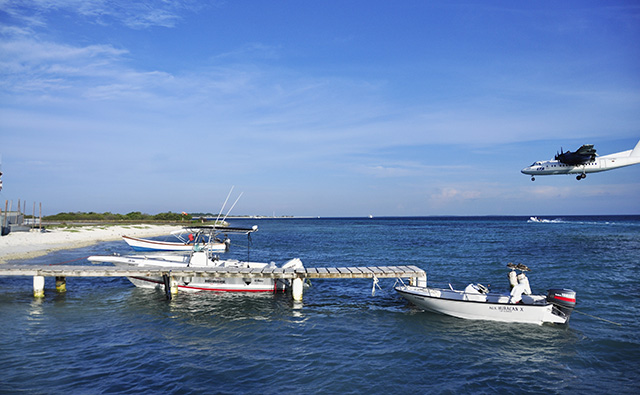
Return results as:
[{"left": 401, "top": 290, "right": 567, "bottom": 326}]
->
[{"left": 1, "top": 0, "right": 639, "bottom": 217}]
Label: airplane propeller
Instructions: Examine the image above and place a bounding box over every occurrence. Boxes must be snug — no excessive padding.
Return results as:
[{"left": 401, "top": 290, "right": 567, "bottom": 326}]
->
[{"left": 555, "top": 147, "right": 564, "bottom": 161}]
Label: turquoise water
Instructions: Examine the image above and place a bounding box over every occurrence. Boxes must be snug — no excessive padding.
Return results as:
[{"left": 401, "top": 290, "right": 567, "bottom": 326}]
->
[{"left": 1, "top": 217, "right": 639, "bottom": 393}]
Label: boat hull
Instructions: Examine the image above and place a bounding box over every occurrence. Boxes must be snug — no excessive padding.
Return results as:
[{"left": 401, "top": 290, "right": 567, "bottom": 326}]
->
[
  {"left": 127, "top": 273, "right": 287, "bottom": 293},
  {"left": 395, "top": 285, "right": 569, "bottom": 325},
  {"left": 122, "top": 235, "right": 226, "bottom": 252},
  {"left": 88, "top": 254, "right": 290, "bottom": 293}
]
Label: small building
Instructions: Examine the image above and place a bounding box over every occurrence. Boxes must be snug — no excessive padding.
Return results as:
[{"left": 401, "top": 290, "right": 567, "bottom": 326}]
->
[{"left": 1, "top": 211, "right": 30, "bottom": 235}]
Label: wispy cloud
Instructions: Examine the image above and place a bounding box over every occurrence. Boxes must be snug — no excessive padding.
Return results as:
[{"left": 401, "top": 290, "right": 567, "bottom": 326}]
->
[
  {"left": 1, "top": 0, "right": 202, "bottom": 29},
  {"left": 0, "top": 38, "right": 127, "bottom": 70},
  {"left": 1, "top": 1, "right": 638, "bottom": 215},
  {"left": 355, "top": 162, "right": 470, "bottom": 178},
  {"left": 430, "top": 187, "right": 482, "bottom": 202}
]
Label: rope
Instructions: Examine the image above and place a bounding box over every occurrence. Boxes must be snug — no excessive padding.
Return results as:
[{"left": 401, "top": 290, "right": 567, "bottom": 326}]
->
[
  {"left": 371, "top": 275, "right": 382, "bottom": 296},
  {"left": 573, "top": 309, "right": 622, "bottom": 326}
]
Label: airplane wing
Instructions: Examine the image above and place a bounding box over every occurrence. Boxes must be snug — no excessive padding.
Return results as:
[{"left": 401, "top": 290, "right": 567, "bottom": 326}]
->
[
  {"left": 574, "top": 144, "right": 596, "bottom": 157},
  {"left": 555, "top": 144, "right": 597, "bottom": 165}
]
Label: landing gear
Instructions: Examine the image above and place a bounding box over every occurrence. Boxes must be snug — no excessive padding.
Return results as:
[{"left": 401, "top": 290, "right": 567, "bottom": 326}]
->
[
  {"left": 576, "top": 173, "right": 586, "bottom": 180},
  {"left": 531, "top": 176, "right": 535, "bottom": 181}
]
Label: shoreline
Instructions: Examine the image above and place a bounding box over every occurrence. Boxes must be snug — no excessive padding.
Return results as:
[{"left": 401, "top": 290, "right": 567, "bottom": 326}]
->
[{"left": 0, "top": 224, "right": 181, "bottom": 264}]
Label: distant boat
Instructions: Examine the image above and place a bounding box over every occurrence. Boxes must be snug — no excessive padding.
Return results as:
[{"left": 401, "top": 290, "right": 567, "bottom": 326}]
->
[{"left": 122, "top": 225, "right": 258, "bottom": 252}]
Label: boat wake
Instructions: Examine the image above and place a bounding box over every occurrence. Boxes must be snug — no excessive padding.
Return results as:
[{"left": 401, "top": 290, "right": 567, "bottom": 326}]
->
[
  {"left": 527, "top": 217, "right": 565, "bottom": 224},
  {"left": 527, "top": 217, "right": 636, "bottom": 226}
]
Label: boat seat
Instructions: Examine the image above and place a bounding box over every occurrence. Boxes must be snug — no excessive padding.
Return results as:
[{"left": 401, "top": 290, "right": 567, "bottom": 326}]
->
[
  {"left": 509, "top": 283, "right": 528, "bottom": 304},
  {"left": 463, "top": 284, "right": 488, "bottom": 302},
  {"left": 521, "top": 294, "right": 547, "bottom": 305}
]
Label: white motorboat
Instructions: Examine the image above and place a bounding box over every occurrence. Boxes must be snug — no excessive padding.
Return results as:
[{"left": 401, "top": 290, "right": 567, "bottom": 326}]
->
[
  {"left": 395, "top": 263, "right": 576, "bottom": 325},
  {"left": 122, "top": 225, "right": 257, "bottom": 252},
  {"left": 121, "top": 235, "right": 228, "bottom": 252},
  {"left": 87, "top": 249, "right": 304, "bottom": 293}
]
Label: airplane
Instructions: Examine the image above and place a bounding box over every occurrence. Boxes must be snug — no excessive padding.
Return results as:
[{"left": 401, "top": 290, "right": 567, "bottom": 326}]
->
[{"left": 521, "top": 139, "right": 640, "bottom": 181}]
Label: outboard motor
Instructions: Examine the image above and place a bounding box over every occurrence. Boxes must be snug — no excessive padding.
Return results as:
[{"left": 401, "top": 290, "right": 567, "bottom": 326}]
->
[{"left": 547, "top": 289, "right": 577, "bottom": 320}]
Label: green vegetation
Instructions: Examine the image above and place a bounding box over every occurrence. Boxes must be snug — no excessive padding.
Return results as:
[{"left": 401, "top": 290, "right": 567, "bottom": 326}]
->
[{"left": 43, "top": 211, "right": 192, "bottom": 222}]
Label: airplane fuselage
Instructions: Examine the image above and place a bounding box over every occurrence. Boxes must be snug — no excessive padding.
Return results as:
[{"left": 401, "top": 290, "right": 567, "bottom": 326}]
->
[{"left": 521, "top": 140, "right": 640, "bottom": 181}]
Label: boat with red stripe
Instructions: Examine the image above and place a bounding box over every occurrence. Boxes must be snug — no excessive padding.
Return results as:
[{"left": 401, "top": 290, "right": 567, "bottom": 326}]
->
[{"left": 87, "top": 249, "right": 303, "bottom": 294}]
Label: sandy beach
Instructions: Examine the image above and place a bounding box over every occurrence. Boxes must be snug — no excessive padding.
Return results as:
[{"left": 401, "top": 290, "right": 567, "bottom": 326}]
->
[{"left": 0, "top": 224, "right": 181, "bottom": 263}]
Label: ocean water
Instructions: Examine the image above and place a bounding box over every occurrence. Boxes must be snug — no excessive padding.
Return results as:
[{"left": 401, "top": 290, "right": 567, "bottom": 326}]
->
[{"left": 1, "top": 216, "right": 639, "bottom": 394}]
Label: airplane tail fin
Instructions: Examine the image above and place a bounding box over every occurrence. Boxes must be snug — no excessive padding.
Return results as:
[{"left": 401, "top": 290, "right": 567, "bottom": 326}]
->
[{"left": 631, "top": 140, "right": 640, "bottom": 157}]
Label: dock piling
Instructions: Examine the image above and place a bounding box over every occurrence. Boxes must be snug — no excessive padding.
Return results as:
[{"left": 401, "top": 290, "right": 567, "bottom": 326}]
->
[
  {"left": 292, "top": 277, "right": 304, "bottom": 301},
  {"left": 55, "top": 276, "right": 67, "bottom": 293},
  {"left": 170, "top": 276, "right": 178, "bottom": 296},
  {"left": 33, "top": 275, "right": 45, "bottom": 298},
  {"left": 162, "top": 274, "right": 172, "bottom": 300}
]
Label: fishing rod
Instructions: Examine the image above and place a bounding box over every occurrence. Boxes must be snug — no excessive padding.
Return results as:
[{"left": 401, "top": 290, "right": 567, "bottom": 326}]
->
[
  {"left": 221, "top": 192, "right": 243, "bottom": 223},
  {"left": 215, "top": 186, "right": 234, "bottom": 225}
]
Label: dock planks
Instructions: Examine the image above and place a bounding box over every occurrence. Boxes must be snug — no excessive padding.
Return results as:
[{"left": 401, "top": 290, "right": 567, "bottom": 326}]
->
[
  {"left": 0, "top": 264, "right": 427, "bottom": 300},
  {"left": 0, "top": 264, "right": 425, "bottom": 280}
]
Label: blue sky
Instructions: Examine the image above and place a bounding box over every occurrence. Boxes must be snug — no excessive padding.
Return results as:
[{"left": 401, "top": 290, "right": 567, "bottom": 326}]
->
[{"left": 1, "top": 1, "right": 639, "bottom": 216}]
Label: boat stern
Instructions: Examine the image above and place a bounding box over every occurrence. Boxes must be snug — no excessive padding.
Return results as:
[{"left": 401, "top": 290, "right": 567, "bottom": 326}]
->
[{"left": 546, "top": 289, "right": 577, "bottom": 323}]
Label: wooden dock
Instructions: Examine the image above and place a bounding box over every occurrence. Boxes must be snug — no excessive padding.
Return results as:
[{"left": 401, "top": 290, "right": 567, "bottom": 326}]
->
[{"left": 0, "top": 264, "right": 427, "bottom": 300}]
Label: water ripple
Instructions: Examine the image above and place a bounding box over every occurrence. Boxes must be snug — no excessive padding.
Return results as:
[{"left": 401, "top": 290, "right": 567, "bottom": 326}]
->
[{"left": 2, "top": 216, "right": 640, "bottom": 393}]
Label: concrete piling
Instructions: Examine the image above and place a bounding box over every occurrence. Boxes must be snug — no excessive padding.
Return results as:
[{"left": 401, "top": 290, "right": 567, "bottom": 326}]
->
[
  {"left": 292, "top": 277, "right": 304, "bottom": 301},
  {"left": 33, "top": 275, "right": 45, "bottom": 298}
]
